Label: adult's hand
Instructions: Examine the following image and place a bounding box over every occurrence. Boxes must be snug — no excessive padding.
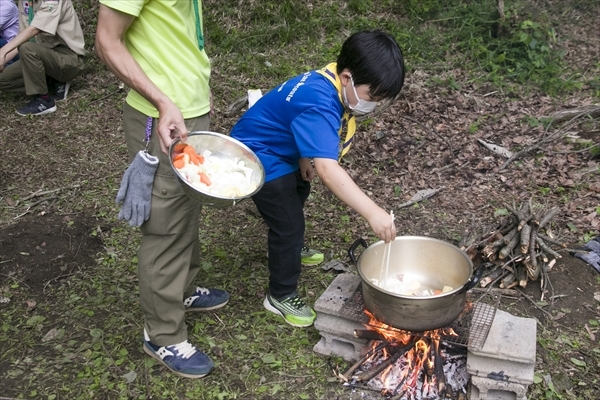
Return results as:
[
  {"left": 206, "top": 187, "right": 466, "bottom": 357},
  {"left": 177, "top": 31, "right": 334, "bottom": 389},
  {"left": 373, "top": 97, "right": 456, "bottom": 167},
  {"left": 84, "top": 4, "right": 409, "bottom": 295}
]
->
[
  {"left": 96, "top": 5, "right": 185, "bottom": 155},
  {"left": 156, "top": 101, "right": 188, "bottom": 154}
]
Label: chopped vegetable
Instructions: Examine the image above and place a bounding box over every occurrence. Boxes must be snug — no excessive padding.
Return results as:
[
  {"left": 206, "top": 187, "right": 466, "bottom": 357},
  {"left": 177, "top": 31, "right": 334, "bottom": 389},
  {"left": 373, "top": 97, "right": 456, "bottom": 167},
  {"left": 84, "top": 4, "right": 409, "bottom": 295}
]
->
[{"left": 171, "top": 143, "right": 258, "bottom": 198}]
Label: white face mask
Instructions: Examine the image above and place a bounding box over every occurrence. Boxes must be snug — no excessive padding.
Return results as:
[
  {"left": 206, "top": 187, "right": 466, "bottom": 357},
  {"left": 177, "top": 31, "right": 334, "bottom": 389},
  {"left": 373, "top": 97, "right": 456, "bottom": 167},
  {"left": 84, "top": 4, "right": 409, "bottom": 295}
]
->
[{"left": 343, "top": 75, "right": 378, "bottom": 115}]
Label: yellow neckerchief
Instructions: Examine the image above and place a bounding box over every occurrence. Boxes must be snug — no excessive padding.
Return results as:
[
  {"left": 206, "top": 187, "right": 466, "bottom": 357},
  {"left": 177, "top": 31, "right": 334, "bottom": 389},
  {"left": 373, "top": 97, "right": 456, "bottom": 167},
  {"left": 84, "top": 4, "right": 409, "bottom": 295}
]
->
[{"left": 316, "top": 62, "right": 356, "bottom": 158}]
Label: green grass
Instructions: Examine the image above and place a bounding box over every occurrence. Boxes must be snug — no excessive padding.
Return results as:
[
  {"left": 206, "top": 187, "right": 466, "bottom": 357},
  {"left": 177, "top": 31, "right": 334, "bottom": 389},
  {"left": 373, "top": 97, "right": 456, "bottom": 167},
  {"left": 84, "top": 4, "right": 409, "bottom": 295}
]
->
[{"left": 1, "top": 0, "right": 599, "bottom": 399}]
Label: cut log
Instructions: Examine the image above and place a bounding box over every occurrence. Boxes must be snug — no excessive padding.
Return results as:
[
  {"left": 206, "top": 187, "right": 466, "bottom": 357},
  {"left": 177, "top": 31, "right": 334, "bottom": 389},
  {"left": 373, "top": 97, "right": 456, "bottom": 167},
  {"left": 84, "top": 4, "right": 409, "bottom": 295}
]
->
[
  {"left": 524, "top": 257, "right": 541, "bottom": 281},
  {"left": 516, "top": 262, "right": 528, "bottom": 287},
  {"left": 529, "top": 227, "right": 538, "bottom": 269},
  {"left": 502, "top": 227, "right": 518, "bottom": 245},
  {"left": 499, "top": 235, "right": 519, "bottom": 259},
  {"left": 354, "top": 339, "right": 416, "bottom": 382},
  {"left": 499, "top": 272, "right": 516, "bottom": 288},
  {"left": 342, "top": 341, "right": 388, "bottom": 382},
  {"left": 537, "top": 233, "right": 567, "bottom": 248},
  {"left": 480, "top": 267, "right": 506, "bottom": 287},
  {"left": 354, "top": 329, "right": 387, "bottom": 341},
  {"left": 536, "top": 236, "right": 562, "bottom": 259},
  {"left": 545, "top": 104, "right": 600, "bottom": 123},
  {"left": 520, "top": 223, "right": 532, "bottom": 254},
  {"left": 536, "top": 207, "right": 560, "bottom": 229}
]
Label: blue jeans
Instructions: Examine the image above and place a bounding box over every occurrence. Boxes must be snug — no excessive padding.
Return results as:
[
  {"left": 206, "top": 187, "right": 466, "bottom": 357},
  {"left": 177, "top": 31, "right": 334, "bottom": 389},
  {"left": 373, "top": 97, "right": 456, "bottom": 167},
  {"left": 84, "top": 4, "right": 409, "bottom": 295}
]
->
[{"left": 0, "top": 38, "right": 20, "bottom": 65}]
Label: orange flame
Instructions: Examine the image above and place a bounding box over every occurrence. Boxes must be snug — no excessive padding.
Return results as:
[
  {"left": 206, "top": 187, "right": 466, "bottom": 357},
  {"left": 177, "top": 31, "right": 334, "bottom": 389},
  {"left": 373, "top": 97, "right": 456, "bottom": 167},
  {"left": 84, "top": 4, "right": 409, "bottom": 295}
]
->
[{"left": 361, "top": 309, "right": 449, "bottom": 396}]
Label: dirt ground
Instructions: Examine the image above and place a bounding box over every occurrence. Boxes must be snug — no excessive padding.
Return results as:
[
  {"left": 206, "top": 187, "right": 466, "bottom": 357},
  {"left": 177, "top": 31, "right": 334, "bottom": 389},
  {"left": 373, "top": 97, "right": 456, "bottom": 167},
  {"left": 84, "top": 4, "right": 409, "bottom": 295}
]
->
[
  {"left": 2, "top": 64, "right": 600, "bottom": 400},
  {"left": 0, "top": 214, "right": 104, "bottom": 294},
  {"left": 1, "top": 2, "right": 599, "bottom": 397}
]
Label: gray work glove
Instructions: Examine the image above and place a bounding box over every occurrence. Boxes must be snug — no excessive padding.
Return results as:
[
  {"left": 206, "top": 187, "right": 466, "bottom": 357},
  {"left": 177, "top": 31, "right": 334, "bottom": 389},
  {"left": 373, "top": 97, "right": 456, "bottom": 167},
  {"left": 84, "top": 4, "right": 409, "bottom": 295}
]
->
[{"left": 116, "top": 150, "right": 159, "bottom": 227}]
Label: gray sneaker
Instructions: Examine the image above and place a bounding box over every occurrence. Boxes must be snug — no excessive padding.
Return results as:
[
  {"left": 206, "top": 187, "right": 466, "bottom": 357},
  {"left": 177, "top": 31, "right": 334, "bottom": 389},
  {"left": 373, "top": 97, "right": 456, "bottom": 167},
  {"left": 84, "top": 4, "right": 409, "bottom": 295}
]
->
[
  {"left": 53, "top": 81, "right": 70, "bottom": 102},
  {"left": 16, "top": 96, "right": 57, "bottom": 116},
  {"left": 263, "top": 293, "right": 316, "bottom": 327}
]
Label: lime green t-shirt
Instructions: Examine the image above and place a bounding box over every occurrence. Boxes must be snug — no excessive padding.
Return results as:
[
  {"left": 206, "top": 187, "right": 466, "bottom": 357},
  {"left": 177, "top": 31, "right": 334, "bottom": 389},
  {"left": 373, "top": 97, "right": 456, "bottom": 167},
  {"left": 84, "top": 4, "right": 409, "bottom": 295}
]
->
[{"left": 99, "top": 0, "right": 210, "bottom": 119}]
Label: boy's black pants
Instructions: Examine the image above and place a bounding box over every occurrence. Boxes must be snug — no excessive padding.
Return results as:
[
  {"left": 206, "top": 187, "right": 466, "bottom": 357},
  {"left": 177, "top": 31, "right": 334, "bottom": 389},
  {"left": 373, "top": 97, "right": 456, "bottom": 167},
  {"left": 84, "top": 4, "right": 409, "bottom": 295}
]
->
[{"left": 252, "top": 171, "right": 310, "bottom": 299}]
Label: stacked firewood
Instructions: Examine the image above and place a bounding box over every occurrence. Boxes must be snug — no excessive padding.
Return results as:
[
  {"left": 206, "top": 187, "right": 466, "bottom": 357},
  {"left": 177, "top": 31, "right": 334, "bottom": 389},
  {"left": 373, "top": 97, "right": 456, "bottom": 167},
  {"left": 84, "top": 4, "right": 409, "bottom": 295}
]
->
[{"left": 461, "top": 200, "right": 565, "bottom": 291}]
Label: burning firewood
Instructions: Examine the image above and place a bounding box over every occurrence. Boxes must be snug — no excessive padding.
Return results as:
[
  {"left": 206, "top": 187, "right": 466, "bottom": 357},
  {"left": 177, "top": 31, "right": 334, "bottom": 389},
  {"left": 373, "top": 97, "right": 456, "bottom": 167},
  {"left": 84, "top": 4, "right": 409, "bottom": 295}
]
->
[
  {"left": 340, "top": 340, "right": 388, "bottom": 382},
  {"left": 353, "top": 329, "right": 387, "bottom": 341},
  {"left": 352, "top": 338, "right": 417, "bottom": 382}
]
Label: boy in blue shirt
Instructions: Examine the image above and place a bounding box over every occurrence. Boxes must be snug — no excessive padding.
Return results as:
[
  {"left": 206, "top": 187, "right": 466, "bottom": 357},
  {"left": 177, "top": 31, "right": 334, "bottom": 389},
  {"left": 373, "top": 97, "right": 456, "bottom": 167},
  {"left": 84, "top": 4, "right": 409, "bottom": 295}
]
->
[{"left": 230, "top": 30, "right": 406, "bottom": 328}]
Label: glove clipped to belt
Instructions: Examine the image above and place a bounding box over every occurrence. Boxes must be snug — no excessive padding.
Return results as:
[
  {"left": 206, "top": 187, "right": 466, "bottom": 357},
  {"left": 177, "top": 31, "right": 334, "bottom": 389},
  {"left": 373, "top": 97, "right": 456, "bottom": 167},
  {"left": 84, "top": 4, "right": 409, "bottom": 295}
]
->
[{"left": 116, "top": 150, "right": 159, "bottom": 227}]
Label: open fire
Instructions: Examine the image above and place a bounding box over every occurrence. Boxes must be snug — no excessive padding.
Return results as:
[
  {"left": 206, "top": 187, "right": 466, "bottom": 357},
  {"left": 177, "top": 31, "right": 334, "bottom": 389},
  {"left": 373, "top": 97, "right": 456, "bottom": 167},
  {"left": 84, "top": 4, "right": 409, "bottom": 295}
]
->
[
  {"left": 338, "top": 310, "right": 470, "bottom": 399},
  {"left": 314, "top": 273, "right": 534, "bottom": 400}
]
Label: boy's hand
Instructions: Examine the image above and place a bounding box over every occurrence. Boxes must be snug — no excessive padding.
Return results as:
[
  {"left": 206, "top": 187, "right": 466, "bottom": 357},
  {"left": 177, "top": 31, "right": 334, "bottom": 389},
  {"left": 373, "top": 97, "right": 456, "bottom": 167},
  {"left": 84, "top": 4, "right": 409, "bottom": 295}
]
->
[
  {"left": 367, "top": 207, "right": 396, "bottom": 243},
  {"left": 298, "top": 158, "right": 315, "bottom": 181}
]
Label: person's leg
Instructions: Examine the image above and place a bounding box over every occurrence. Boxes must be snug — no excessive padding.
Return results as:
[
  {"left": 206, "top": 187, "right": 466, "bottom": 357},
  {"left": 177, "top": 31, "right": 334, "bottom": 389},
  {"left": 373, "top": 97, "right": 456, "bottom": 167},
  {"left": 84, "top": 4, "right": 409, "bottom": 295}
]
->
[
  {"left": 123, "top": 104, "right": 207, "bottom": 346},
  {"left": 252, "top": 171, "right": 310, "bottom": 298},
  {"left": 122, "top": 105, "right": 221, "bottom": 378},
  {"left": 252, "top": 171, "right": 316, "bottom": 327},
  {"left": 0, "top": 60, "right": 25, "bottom": 94},
  {"left": 18, "top": 42, "right": 83, "bottom": 96},
  {"left": 10, "top": 42, "right": 66, "bottom": 115}
]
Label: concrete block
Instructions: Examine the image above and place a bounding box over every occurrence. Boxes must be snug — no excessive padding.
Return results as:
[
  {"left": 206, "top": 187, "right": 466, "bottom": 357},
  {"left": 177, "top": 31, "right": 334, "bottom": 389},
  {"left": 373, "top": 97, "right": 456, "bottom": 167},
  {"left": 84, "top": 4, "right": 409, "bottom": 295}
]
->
[
  {"left": 314, "top": 273, "right": 362, "bottom": 315},
  {"left": 314, "top": 311, "right": 366, "bottom": 338},
  {"left": 469, "top": 375, "right": 528, "bottom": 400},
  {"left": 468, "top": 309, "right": 536, "bottom": 385},
  {"left": 469, "top": 308, "right": 536, "bottom": 364},
  {"left": 313, "top": 332, "right": 366, "bottom": 362}
]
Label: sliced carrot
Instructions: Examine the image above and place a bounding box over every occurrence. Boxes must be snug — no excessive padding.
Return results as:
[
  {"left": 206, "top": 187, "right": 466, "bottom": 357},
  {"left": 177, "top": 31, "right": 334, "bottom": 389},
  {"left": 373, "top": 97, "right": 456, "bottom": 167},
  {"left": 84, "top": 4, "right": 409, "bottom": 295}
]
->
[
  {"left": 173, "top": 143, "right": 188, "bottom": 152},
  {"left": 199, "top": 172, "right": 211, "bottom": 186},
  {"left": 183, "top": 146, "right": 197, "bottom": 156},
  {"left": 433, "top": 290, "right": 442, "bottom": 295},
  {"left": 173, "top": 153, "right": 186, "bottom": 161},
  {"left": 173, "top": 159, "right": 185, "bottom": 169},
  {"left": 196, "top": 155, "right": 205, "bottom": 164}
]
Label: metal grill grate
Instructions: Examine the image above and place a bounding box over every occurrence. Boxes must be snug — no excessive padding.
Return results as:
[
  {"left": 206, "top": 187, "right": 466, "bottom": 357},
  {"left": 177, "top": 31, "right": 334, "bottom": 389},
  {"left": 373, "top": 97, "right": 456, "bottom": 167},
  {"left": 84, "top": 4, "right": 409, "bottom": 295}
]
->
[{"left": 337, "top": 284, "right": 498, "bottom": 351}]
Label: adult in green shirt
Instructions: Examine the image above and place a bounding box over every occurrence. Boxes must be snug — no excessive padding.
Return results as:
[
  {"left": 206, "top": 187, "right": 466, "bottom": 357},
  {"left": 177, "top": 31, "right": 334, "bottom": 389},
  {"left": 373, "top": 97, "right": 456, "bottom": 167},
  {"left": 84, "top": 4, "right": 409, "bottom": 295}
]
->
[{"left": 96, "top": 0, "right": 228, "bottom": 379}]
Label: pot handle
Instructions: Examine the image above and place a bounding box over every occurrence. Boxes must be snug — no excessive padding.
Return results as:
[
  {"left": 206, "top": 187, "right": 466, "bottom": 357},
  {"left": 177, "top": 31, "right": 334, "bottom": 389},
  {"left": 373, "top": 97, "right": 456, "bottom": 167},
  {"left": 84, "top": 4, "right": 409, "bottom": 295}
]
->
[
  {"left": 458, "top": 264, "right": 484, "bottom": 293},
  {"left": 348, "top": 238, "right": 369, "bottom": 265}
]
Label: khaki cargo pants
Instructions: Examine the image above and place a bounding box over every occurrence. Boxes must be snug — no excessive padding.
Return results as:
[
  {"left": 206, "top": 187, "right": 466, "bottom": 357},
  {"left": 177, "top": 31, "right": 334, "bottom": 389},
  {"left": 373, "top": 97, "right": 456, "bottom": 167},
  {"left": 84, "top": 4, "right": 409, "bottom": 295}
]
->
[
  {"left": 122, "top": 103, "right": 210, "bottom": 347},
  {"left": 0, "top": 42, "right": 84, "bottom": 95}
]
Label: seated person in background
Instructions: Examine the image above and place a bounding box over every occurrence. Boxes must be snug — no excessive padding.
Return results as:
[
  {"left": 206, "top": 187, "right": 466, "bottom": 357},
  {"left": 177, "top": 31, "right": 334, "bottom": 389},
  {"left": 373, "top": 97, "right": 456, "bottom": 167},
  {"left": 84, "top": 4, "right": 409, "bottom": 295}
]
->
[
  {"left": 0, "top": 0, "right": 86, "bottom": 116},
  {"left": 0, "top": 0, "right": 19, "bottom": 65}
]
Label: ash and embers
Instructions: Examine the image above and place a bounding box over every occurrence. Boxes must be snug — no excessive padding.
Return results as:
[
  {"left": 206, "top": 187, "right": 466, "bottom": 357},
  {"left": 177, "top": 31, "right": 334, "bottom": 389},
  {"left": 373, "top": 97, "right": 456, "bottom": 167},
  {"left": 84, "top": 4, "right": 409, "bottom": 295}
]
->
[{"left": 344, "top": 339, "right": 470, "bottom": 400}]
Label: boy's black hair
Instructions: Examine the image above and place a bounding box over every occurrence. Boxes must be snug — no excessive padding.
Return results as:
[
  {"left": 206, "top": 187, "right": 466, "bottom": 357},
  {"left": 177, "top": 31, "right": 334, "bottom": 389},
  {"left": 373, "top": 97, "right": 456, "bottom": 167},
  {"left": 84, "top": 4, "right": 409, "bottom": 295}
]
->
[{"left": 336, "top": 30, "right": 405, "bottom": 99}]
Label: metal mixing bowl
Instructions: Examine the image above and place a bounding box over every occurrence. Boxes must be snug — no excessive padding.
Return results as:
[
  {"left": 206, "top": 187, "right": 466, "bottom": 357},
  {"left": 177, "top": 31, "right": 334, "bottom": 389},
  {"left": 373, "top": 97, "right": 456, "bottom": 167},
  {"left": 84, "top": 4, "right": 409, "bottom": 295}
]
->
[{"left": 169, "top": 131, "right": 265, "bottom": 208}]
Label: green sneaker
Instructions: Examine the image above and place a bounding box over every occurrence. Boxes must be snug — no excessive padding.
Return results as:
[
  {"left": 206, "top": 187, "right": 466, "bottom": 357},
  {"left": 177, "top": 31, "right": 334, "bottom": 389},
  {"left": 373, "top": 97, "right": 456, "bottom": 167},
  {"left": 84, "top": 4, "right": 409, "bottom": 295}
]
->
[
  {"left": 300, "top": 247, "right": 324, "bottom": 266},
  {"left": 263, "top": 294, "right": 317, "bottom": 327}
]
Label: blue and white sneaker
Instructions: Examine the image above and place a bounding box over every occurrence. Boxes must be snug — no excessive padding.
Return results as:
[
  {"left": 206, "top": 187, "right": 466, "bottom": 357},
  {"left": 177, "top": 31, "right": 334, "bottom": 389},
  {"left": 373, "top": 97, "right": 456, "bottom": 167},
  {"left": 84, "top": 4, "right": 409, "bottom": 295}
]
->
[
  {"left": 184, "top": 286, "right": 230, "bottom": 312},
  {"left": 143, "top": 329, "right": 214, "bottom": 378}
]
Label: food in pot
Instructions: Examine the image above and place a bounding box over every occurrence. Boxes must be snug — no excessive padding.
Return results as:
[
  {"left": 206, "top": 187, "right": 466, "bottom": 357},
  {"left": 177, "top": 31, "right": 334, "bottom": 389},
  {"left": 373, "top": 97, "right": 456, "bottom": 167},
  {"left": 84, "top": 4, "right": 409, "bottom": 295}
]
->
[
  {"left": 370, "top": 275, "right": 453, "bottom": 297},
  {"left": 173, "top": 143, "right": 258, "bottom": 197}
]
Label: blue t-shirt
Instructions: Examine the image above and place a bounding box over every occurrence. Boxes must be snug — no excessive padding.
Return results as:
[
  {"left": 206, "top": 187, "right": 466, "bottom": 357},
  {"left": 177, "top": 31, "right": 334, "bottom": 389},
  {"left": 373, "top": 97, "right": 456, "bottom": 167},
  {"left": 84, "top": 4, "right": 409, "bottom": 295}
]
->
[{"left": 230, "top": 70, "right": 343, "bottom": 182}]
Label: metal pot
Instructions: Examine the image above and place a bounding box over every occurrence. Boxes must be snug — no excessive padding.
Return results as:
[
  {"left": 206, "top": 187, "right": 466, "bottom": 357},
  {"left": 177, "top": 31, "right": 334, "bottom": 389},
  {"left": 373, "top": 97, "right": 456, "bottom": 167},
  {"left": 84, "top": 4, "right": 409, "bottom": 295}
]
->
[{"left": 349, "top": 236, "right": 482, "bottom": 332}]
